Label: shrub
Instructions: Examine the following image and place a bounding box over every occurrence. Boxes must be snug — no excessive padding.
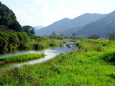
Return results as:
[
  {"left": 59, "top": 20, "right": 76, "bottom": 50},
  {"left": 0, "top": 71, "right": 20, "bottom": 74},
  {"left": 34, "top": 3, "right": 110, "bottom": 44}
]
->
[
  {"left": 87, "top": 34, "right": 100, "bottom": 39},
  {"left": 101, "top": 51, "right": 115, "bottom": 64}
]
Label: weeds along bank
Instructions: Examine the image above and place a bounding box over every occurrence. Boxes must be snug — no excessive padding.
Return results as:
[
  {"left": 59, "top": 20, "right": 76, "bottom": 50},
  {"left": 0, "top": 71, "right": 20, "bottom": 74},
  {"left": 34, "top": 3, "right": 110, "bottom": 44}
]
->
[
  {"left": 0, "top": 31, "right": 66, "bottom": 54},
  {"left": 0, "top": 39, "right": 115, "bottom": 86},
  {"left": 0, "top": 53, "right": 44, "bottom": 64}
]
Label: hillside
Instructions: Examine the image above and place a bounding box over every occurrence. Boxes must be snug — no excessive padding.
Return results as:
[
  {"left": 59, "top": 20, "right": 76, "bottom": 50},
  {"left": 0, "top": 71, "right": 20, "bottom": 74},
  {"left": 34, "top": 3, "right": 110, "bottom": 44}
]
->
[
  {"left": 0, "top": 2, "right": 22, "bottom": 32},
  {"left": 74, "top": 11, "right": 115, "bottom": 37},
  {"left": 34, "top": 25, "right": 44, "bottom": 35},
  {"left": 36, "top": 13, "right": 106, "bottom": 36}
]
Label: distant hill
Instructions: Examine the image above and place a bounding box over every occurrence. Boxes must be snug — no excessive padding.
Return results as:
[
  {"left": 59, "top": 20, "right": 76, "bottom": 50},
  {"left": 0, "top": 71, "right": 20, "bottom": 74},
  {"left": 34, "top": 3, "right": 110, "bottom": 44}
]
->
[
  {"left": 34, "top": 25, "right": 44, "bottom": 29},
  {"left": 0, "top": 2, "right": 22, "bottom": 32},
  {"left": 74, "top": 11, "right": 115, "bottom": 37},
  {"left": 34, "top": 25, "right": 44, "bottom": 35},
  {"left": 36, "top": 13, "right": 106, "bottom": 36}
]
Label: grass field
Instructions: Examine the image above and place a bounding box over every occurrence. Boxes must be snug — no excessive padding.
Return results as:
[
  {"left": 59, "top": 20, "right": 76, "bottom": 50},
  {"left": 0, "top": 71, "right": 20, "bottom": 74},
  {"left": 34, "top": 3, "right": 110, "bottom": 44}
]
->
[
  {"left": 0, "top": 53, "right": 44, "bottom": 63},
  {"left": 0, "top": 39, "right": 115, "bottom": 86}
]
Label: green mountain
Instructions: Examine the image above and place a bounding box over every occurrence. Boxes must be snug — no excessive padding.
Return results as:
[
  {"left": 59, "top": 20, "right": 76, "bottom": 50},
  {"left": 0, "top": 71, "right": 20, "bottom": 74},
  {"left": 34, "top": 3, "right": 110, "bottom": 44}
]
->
[
  {"left": 74, "top": 11, "right": 115, "bottom": 37},
  {"left": 36, "top": 13, "right": 106, "bottom": 36},
  {"left": 0, "top": 2, "right": 22, "bottom": 32}
]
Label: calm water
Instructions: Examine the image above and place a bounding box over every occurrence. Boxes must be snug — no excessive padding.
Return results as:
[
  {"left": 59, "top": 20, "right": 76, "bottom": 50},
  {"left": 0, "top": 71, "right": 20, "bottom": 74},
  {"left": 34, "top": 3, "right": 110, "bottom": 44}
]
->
[{"left": 0, "top": 45, "right": 76, "bottom": 70}]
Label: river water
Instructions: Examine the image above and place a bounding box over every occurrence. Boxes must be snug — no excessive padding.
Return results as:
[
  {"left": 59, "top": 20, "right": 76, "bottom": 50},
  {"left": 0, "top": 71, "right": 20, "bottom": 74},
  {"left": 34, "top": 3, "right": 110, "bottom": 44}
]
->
[{"left": 0, "top": 45, "right": 76, "bottom": 70}]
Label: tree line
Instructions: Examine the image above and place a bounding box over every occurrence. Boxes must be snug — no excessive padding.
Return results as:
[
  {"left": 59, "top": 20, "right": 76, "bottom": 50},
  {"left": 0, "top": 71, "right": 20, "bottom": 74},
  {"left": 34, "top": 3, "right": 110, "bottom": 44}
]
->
[{"left": 0, "top": 32, "right": 29, "bottom": 53}]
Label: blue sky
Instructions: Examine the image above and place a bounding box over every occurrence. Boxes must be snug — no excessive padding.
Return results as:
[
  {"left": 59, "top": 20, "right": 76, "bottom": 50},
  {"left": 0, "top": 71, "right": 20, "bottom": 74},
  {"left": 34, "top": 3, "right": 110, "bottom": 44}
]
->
[{"left": 1, "top": 0, "right": 115, "bottom": 26}]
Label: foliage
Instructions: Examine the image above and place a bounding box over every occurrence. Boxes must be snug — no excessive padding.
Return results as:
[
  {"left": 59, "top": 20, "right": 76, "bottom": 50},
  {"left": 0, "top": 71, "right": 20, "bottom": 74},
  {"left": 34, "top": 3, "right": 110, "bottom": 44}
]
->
[
  {"left": 35, "top": 42, "right": 48, "bottom": 50},
  {"left": 0, "top": 2, "right": 22, "bottom": 31},
  {"left": 49, "top": 31, "right": 57, "bottom": 39},
  {"left": 0, "top": 32, "right": 8, "bottom": 53},
  {"left": 23, "top": 25, "right": 35, "bottom": 36},
  {"left": 101, "top": 51, "right": 115, "bottom": 64},
  {"left": 108, "top": 33, "right": 115, "bottom": 41},
  {"left": 87, "top": 34, "right": 100, "bottom": 39},
  {"left": 0, "top": 32, "right": 30, "bottom": 53},
  {"left": 16, "top": 32, "right": 30, "bottom": 49}
]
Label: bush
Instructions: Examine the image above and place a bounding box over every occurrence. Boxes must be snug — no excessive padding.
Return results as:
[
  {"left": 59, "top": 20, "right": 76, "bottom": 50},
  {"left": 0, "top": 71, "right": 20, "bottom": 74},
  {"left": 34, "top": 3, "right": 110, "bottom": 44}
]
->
[
  {"left": 35, "top": 42, "right": 48, "bottom": 50},
  {"left": 101, "top": 51, "right": 115, "bottom": 64},
  {"left": 0, "top": 32, "right": 30, "bottom": 54},
  {"left": 87, "top": 34, "right": 100, "bottom": 39}
]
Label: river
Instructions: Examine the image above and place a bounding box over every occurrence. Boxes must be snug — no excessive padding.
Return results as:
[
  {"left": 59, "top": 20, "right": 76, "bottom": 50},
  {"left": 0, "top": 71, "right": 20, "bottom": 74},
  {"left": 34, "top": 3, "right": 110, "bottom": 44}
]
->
[{"left": 0, "top": 45, "right": 77, "bottom": 70}]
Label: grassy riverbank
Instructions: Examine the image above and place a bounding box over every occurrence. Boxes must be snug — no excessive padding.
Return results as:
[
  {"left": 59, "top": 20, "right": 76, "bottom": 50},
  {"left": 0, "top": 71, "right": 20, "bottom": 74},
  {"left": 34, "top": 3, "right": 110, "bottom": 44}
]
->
[
  {"left": 0, "top": 53, "right": 44, "bottom": 64},
  {"left": 0, "top": 39, "right": 115, "bottom": 86}
]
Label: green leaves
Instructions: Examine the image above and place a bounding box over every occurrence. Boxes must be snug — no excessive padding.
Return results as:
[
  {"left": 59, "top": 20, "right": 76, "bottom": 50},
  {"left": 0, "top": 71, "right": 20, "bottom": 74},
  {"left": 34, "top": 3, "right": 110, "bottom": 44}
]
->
[
  {"left": 23, "top": 25, "right": 35, "bottom": 36},
  {"left": 0, "top": 32, "right": 30, "bottom": 53}
]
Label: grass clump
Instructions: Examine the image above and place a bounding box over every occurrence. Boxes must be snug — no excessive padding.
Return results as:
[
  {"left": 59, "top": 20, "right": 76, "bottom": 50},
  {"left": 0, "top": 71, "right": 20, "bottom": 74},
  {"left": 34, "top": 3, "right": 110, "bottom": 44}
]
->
[{"left": 0, "top": 53, "right": 44, "bottom": 63}]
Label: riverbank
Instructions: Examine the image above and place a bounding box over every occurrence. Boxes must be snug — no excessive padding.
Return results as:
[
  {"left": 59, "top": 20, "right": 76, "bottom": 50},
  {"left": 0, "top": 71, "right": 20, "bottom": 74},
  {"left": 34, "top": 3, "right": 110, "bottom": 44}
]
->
[
  {"left": 0, "top": 39, "right": 115, "bottom": 86},
  {"left": 0, "top": 53, "right": 44, "bottom": 64}
]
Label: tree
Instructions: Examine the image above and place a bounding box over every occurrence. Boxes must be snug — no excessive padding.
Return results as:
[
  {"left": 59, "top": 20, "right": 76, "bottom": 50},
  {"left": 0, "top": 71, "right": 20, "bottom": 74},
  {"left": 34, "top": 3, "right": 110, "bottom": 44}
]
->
[
  {"left": 49, "top": 31, "right": 57, "bottom": 39},
  {"left": 51, "top": 31, "right": 56, "bottom": 36},
  {"left": 23, "top": 25, "right": 35, "bottom": 36},
  {"left": 108, "top": 33, "right": 115, "bottom": 41},
  {"left": 87, "top": 34, "right": 100, "bottom": 39},
  {"left": 0, "top": 2, "right": 22, "bottom": 31}
]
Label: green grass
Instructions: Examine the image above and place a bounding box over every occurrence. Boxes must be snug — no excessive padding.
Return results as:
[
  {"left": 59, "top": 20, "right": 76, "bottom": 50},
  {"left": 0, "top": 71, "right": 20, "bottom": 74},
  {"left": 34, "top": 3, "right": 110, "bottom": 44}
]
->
[
  {"left": 0, "top": 39, "right": 115, "bottom": 86},
  {"left": 0, "top": 53, "right": 44, "bottom": 63}
]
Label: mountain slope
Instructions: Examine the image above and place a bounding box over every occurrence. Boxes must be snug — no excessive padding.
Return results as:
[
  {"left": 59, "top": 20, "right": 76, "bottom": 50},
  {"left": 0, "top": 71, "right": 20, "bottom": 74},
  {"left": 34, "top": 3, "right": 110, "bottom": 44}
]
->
[
  {"left": 36, "top": 13, "right": 106, "bottom": 36},
  {"left": 34, "top": 25, "right": 44, "bottom": 29},
  {"left": 34, "top": 25, "right": 44, "bottom": 35},
  {"left": 74, "top": 11, "right": 115, "bottom": 37},
  {"left": 0, "top": 2, "right": 22, "bottom": 32}
]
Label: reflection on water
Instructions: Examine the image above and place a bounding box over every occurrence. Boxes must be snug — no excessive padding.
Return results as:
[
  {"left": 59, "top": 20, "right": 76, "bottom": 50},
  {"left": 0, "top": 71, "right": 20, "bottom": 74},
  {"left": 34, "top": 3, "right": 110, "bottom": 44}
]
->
[{"left": 0, "top": 46, "right": 76, "bottom": 70}]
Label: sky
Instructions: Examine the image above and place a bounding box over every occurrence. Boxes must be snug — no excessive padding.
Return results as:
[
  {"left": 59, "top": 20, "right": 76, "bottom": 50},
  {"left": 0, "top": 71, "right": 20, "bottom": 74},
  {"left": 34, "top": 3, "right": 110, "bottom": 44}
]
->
[{"left": 0, "top": 0, "right": 115, "bottom": 27}]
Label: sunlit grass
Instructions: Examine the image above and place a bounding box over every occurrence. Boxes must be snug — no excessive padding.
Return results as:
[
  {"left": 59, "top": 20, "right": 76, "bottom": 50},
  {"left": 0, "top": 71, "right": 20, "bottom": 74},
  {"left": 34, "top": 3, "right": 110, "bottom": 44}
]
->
[
  {"left": 0, "top": 53, "right": 44, "bottom": 63},
  {"left": 0, "top": 39, "right": 115, "bottom": 86}
]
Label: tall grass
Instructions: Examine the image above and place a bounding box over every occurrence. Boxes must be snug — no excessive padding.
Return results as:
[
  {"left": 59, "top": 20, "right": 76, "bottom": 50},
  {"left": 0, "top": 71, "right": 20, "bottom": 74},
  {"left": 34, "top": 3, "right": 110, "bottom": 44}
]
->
[{"left": 0, "top": 53, "right": 44, "bottom": 63}]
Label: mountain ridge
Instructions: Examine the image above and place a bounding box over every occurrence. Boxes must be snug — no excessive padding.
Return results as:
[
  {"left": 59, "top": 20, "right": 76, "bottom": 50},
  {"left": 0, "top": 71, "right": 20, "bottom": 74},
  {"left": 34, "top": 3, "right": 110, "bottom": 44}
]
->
[
  {"left": 74, "top": 11, "right": 115, "bottom": 37},
  {"left": 36, "top": 13, "right": 106, "bottom": 36}
]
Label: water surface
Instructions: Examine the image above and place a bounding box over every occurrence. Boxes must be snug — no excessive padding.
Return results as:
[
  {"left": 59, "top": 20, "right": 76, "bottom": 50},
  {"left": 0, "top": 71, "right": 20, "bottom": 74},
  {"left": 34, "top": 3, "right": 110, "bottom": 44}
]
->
[{"left": 0, "top": 46, "right": 76, "bottom": 70}]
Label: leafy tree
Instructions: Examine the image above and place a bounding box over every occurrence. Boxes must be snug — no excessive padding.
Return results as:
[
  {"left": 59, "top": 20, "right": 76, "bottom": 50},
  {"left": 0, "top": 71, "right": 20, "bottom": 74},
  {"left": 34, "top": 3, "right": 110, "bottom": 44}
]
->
[
  {"left": 23, "top": 25, "right": 35, "bottom": 36},
  {"left": 0, "top": 31, "right": 30, "bottom": 53},
  {"left": 0, "top": 32, "right": 8, "bottom": 53},
  {"left": 16, "top": 32, "right": 30, "bottom": 49},
  {"left": 0, "top": 2, "right": 22, "bottom": 31},
  {"left": 87, "top": 34, "right": 100, "bottom": 39},
  {"left": 108, "top": 33, "right": 115, "bottom": 41},
  {"left": 8, "top": 33, "right": 20, "bottom": 51},
  {"left": 51, "top": 31, "right": 56, "bottom": 36},
  {"left": 49, "top": 31, "right": 57, "bottom": 39}
]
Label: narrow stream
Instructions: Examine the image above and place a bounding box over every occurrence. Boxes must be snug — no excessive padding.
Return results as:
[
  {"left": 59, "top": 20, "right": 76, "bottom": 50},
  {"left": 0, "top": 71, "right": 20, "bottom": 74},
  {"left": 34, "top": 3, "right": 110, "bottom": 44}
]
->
[{"left": 0, "top": 45, "right": 77, "bottom": 70}]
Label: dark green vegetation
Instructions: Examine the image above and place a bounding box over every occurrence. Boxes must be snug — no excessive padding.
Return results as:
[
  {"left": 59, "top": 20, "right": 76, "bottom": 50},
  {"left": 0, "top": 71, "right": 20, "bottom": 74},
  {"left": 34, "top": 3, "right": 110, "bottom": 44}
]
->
[
  {"left": 0, "top": 31, "right": 65, "bottom": 54},
  {"left": 0, "top": 2, "right": 22, "bottom": 32},
  {"left": 0, "top": 2, "right": 66, "bottom": 54},
  {"left": 0, "top": 53, "right": 44, "bottom": 63},
  {"left": 23, "top": 25, "right": 35, "bottom": 36},
  {"left": 0, "top": 39, "right": 115, "bottom": 86},
  {"left": 0, "top": 32, "right": 29, "bottom": 53}
]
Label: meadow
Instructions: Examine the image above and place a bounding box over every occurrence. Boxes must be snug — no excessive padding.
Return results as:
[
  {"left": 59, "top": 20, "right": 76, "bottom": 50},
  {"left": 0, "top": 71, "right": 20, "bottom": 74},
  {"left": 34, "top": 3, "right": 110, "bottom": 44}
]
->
[{"left": 0, "top": 39, "right": 115, "bottom": 86}]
